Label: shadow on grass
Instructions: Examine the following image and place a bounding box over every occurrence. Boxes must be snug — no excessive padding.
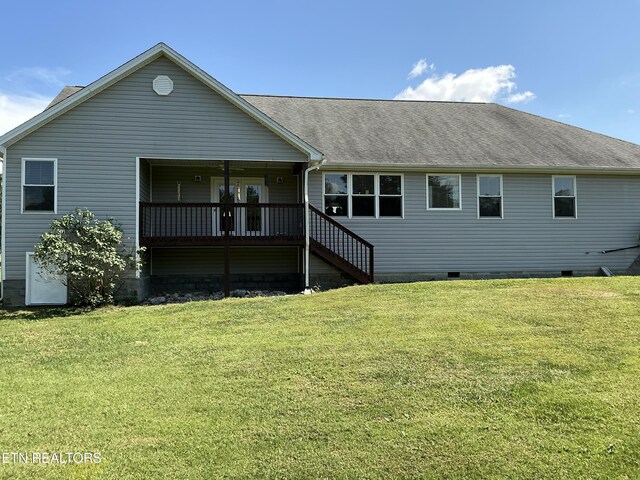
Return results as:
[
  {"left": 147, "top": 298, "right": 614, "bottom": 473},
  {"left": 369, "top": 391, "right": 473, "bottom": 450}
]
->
[{"left": 0, "top": 306, "right": 94, "bottom": 322}]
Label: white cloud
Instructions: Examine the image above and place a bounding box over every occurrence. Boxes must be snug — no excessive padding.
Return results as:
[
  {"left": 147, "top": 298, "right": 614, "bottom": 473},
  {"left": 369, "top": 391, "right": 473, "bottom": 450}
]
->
[
  {"left": 408, "top": 59, "right": 431, "bottom": 79},
  {"left": 6, "top": 67, "right": 71, "bottom": 88},
  {"left": 505, "top": 91, "right": 536, "bottom": 104},
  {"left": 0, "top": 92, "right": 51, "bottom": 135},
  {"left": 395, "top": 63, "right": 535, "bottom": 104},
  {"left": 557, "top": 113, "right": 571, "bottom": 119},
  {"left": 628, "top": 109, "right": 636, "bottom": 114}
]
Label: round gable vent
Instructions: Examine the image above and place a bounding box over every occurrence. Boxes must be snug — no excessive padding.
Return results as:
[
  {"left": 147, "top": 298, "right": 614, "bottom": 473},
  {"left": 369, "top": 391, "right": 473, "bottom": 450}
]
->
[{"left": 153, "top": 75, "right": 173, "bottom": 95}]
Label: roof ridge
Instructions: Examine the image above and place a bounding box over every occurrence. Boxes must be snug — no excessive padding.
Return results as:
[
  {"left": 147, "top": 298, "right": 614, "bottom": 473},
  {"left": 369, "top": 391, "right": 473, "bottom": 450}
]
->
[{"left": 239, "top": 93, "right": 488, "bottom": 105}]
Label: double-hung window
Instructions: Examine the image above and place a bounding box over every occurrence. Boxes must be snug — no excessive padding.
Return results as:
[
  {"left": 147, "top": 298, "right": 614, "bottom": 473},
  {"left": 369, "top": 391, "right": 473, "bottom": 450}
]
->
[
  {"left": 324, "top": 173, "right": 349, "bottom": 217},
  {"left": 427, "top": 174, "right": 461, "bottom": 209},
  {"left": 22, "top": 159, "right": 57, "bottom": 213},
  {"left": 478, "top": 175, "right": 503, "bottom": 218},
  {"left": 352, "top": 174, "right": 376, "bottom": 217},
  {"left": 553, "top": 176, "right": 576, "bottom": 218},
  {"left": 323, "top": 173, "right": 403, "bottom": 218},
  {"left": 378, "top": 175, "right": 402, "bottom": 217}
]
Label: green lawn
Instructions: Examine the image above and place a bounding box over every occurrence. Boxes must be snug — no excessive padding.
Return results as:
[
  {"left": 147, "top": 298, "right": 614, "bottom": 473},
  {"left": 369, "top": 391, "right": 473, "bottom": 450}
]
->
[{"left": 0, "top": 277, "right": 639, "bottom": 479}]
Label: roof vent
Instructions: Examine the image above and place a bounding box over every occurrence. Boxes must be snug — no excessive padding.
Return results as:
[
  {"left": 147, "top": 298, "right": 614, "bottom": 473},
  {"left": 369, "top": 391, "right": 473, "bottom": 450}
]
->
[{"left": 153, "top": 75, "right": 173, "bottom": 95}]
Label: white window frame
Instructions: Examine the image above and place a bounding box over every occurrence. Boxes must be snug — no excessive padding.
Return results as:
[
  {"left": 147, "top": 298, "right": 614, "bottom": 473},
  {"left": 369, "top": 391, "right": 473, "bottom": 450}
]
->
[
  {"left": 552, "top": 175, "right": 577, "bottom": 219},
  {"left": 21, "top": 158, "right": 57, "bottom": 214},
  {"left": 351, "top": 173, "right": 377, "bottom": 218},
  {"left": 322, "top": 172, "right": 351, "bottom": 218},
  {"left": 477, "top": 174, "right": 503, "bottom": 219},
  {"left": 322, "top": 172, "right": 404, "bottom": 219},
  {"left": 377, "top": 173, "right": 404, "bottom": 218},
  {"left": 426, "top": 174, "right": 462, "bottom": 211}
]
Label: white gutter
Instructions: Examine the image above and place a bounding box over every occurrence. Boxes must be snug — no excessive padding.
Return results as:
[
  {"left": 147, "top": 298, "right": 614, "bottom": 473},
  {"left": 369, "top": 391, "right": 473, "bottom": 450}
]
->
[{"left": 304, "top": 158, "right": 326, "bottom": 293}]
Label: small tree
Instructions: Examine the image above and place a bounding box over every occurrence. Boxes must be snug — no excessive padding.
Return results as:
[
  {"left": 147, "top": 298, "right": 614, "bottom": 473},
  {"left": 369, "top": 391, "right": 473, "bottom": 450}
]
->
[{"left": 34, "top": 209, "right": 142, "bottom": 307}]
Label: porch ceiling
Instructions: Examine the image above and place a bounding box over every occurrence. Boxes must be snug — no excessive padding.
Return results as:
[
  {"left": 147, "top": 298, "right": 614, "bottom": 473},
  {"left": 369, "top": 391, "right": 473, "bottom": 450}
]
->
[{"left": 143, "top": 159, "right": 304, "bottom": 170}]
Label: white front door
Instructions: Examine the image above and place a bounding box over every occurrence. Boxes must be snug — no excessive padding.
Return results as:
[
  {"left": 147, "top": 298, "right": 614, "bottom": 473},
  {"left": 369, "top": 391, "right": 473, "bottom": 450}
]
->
[
  {"left": 26, "top": 253, "right": 67, "bottom": 305},
  {"left": 211, "top": 177, "right": 267, "bottom": 235}
]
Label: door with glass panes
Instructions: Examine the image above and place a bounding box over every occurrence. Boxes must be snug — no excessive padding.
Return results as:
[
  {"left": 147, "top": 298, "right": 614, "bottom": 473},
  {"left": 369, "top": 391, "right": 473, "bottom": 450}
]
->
[{"left": 211, "top": 178, "right": 266, "bottom": 235}]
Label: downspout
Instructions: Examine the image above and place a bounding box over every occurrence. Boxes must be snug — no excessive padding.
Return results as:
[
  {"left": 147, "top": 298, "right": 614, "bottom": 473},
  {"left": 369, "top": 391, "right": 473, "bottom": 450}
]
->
[
  {"left": 304, "top": 158, "right": 326, "bottom": 293},
  {"left": 0, "top": 145, "right": 5, "bottom": 302}
]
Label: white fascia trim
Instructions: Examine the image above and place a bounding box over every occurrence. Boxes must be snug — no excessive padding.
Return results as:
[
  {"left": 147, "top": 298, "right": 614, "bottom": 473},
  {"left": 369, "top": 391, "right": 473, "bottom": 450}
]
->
[
  {"left": 321, "top": 163, "right": 640, "bottom": 175},
  {"left": 0, "top": 43, "right": 324, "bottom": 162}
]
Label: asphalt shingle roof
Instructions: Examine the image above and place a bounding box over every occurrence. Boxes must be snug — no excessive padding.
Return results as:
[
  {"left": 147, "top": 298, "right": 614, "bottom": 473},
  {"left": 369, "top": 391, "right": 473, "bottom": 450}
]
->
[
  {"left": 46, "top": 86, "right": 84, "bottom": 109},
  {"left": 47, "top": 86, "right": 640, "bottom": 170},
  {"left": 241, "top": 95, "right": 640, "bottom": 170}
]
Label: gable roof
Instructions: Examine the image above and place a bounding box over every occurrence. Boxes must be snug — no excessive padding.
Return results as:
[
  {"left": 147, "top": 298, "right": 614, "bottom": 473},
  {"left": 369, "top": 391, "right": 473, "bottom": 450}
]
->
[
  {"left": 7, "top": 45, "right": 640, "bottom": 172},
  {"left": 46, "top": 86, "right": 83, "bottom": 109},
  {"left": 0, "top": 43, "right": 323, "bottom": 161},
  {"left": 241, "top": 95, "right": 640, "bottom": 172}
]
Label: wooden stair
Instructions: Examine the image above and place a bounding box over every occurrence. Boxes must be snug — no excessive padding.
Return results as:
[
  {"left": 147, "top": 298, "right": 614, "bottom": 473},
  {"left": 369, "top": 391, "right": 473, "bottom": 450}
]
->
[{"left": 308, "top": 205, "right": 374, "bottom": 284}]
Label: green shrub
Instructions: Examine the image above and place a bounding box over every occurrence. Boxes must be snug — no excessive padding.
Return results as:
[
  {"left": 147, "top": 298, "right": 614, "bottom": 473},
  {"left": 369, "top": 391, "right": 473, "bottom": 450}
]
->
[{"left": 34, "top": 209, "right": 142, "bottom": 307}]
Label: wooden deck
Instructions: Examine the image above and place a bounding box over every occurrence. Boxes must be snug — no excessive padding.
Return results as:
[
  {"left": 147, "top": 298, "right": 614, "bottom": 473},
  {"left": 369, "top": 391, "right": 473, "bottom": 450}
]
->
[
  {"left": 139, "top": 202, "right": 305, "bottom": 247},
  {"left": 139, "top": 202, "right": 374, "bottom": 285}
]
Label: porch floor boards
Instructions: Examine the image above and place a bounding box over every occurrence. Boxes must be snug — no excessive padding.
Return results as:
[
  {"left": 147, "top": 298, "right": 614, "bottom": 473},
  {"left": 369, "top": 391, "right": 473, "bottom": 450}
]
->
[{"left": 139, "top": 236, "right": 304, "bottom": 247}]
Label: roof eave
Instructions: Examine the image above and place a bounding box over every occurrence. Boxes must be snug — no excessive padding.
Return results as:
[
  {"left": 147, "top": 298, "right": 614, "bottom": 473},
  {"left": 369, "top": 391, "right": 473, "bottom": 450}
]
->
[{"left": 321, "top": 162, "right": 640, "bottom": 175}]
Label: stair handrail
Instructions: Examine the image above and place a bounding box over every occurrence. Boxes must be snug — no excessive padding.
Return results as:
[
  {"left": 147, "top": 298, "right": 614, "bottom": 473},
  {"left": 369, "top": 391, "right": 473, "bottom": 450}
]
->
[{"left": 309, "top": 205, "right": 374, "bottom": 282}]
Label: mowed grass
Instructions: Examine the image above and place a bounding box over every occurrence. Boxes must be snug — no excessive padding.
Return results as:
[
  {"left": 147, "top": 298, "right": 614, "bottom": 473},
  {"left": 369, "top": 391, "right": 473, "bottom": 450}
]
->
[{"left": 0, "top": 278, "right": 639, "bottom": 479}]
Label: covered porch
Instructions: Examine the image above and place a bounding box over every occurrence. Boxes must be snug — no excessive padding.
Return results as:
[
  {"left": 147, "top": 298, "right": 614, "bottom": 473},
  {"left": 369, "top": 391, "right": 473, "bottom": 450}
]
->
[
  {"left": 139, "top": 158, "right": 307, "bottom": 247},
  {"left": 137, "top": 158, "right": 374, "bottom": 297}
]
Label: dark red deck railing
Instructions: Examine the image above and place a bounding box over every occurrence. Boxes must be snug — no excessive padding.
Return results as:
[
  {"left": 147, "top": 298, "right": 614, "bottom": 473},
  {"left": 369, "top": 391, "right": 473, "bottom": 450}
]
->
[
  {"left": 139, "top": 202, "right": 374, "bottom": 283},
  {"left": 139, "top": 202, "right": 304, "bottom": 245},
  {"left": 308, "top": 205, "right": 374, "bottom": 283}
]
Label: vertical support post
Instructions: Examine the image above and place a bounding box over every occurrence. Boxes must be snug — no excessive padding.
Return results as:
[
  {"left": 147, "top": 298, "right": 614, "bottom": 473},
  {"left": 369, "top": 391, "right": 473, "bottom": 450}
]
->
[
  {"left": 223, "top": 160, "right": 231, "bottom": 297},
  {"left": 369, "top": 245, "right": 374, "bottom": 283},
  {"left": 303, "top": 159, "right": 325, "bottom": 292}
]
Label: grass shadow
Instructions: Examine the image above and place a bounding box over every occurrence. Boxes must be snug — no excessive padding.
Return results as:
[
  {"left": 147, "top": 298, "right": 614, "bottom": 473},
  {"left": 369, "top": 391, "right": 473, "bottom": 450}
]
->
[{"left": 0, "top": 305, "right": 93, "bottom": 322}]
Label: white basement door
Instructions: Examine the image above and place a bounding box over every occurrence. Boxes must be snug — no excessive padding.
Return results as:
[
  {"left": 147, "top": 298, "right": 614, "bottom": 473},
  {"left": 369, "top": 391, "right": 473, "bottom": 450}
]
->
[{"left": 26, "top": 253, "right": 67, "bottom": 305}]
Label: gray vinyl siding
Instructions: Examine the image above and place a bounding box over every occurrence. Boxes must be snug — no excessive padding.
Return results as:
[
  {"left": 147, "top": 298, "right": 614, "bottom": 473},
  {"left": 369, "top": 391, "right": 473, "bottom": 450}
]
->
[
  {"left": 309, "top": 171, "right": 640, "bottom": 274},
  {"left": 4, "top": 56, "right": 306, "bottom": 280},
  {"left": 151, "top": 247, "right": 299, "bottom": 275},
  {"left": 150, "top": 165, "right": 299, "bottom": 203}
]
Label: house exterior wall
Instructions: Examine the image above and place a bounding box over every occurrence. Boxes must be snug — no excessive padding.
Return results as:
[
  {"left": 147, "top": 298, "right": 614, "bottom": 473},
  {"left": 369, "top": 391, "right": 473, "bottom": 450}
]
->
[
  {"left": 149, "top": 165, "right": 299, "bottom": 203},
  {"left": 308, "top": 171, "right": 640, "bottom": 280},
  {"left": 2, "top": 56, "right": 306, "bottom": 305}
]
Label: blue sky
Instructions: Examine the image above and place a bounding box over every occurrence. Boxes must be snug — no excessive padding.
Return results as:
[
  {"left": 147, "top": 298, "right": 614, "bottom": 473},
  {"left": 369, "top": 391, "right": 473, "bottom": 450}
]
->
[{"left": 1, "top": 0, "right": 639, "bottom": 143}]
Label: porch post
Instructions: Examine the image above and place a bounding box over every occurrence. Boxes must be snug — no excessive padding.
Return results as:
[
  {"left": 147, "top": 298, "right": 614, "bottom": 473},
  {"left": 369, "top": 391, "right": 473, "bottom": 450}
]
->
[{"left": 223, "top": 160, "right": 231, "bottom": 297}]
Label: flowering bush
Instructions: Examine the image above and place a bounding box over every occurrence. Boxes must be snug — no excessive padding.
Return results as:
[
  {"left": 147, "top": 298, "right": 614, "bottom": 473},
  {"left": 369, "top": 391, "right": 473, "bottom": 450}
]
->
[{"left": 34, "top": 209, "right": 142, "bottom": 307}]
